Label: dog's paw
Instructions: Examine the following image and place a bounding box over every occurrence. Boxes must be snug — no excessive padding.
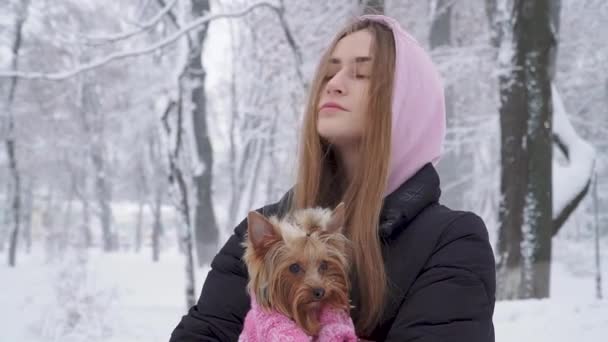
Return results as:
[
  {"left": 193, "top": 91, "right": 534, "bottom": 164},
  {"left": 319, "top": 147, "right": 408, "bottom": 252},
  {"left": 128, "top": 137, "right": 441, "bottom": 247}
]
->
[{"left": 317, "top": 306, "right": 357, "bottom": 342}]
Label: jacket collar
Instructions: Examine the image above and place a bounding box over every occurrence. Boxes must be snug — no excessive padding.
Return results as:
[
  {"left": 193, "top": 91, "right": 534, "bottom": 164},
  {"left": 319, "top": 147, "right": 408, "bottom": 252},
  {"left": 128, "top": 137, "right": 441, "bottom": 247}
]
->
[
  {"left": 378, "top": 163, "right": 441, "bottom": 238},
  {"left": 276, "top": 163, "right": 441, "bottom": 237}
]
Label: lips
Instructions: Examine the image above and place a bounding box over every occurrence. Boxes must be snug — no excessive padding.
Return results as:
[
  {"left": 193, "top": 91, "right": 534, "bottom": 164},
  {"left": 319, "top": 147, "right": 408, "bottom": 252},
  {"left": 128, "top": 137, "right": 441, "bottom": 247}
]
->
[{"left": 320, "top": 102, "right": 348, "bottom": 111}]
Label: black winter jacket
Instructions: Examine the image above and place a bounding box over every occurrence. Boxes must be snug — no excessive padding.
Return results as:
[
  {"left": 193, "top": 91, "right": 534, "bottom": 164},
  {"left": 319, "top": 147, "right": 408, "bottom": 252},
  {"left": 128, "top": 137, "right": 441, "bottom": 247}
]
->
[{"left": 169, "top": 163, "right": 496, "bottom": 341}]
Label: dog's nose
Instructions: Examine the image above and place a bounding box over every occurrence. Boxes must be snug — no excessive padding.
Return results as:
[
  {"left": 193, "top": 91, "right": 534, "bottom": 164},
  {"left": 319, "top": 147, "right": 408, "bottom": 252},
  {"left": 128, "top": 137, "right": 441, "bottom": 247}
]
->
[{"left": 312, "top": 287, "right": 325, "bottom": 300}]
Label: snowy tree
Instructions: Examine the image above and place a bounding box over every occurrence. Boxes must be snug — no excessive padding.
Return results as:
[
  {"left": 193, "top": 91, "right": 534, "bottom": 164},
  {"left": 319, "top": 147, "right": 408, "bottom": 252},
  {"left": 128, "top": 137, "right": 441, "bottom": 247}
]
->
[
  {"left": 489, "top": 0, "right": 556, "bottom": 300},
  {"left": 178, "top": 0, "right": 219, "bottom": 267},
  {"left": 488, "top": 0, "right": 598, "bottom": 300},
  {"left": 3, "top": 0, "right": 30, "bottom": 267}
]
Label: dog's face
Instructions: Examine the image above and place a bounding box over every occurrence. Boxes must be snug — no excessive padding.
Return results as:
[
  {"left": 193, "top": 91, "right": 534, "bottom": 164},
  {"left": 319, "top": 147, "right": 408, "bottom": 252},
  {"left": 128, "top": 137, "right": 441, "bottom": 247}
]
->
[{"left": 243, "top": 203, "right": 351, "bottom": 335}]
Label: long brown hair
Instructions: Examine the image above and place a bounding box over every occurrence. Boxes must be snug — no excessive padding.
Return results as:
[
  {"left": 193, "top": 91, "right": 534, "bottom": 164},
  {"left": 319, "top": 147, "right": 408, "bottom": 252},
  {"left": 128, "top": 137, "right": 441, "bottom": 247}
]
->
[{"left": 291, "top": 19, "right": 396, "bottom": 334}]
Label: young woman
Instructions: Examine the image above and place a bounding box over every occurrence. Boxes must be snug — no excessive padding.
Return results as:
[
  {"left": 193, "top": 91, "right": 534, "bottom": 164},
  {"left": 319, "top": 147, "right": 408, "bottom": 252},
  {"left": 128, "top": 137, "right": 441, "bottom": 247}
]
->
[{"left": 170, "top": 14, "right": 496, "bottom": 342}]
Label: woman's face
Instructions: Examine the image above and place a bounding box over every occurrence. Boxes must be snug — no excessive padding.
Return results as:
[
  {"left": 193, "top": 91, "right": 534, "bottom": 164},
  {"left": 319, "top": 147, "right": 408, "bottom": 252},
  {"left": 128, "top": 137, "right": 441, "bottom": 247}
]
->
[{"left": 317, "top": 30, "right": 373, "bottom": 147}]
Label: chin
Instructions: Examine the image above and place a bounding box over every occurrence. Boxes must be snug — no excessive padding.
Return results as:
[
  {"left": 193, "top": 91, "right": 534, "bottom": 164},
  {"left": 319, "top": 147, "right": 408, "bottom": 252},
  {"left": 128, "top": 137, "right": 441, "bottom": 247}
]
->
[
  {"left": 317, "top": 129, "right": 359, "bottom": 147},
  {"left": 317, "top": 124, "right": 346, "bottom": 142}
]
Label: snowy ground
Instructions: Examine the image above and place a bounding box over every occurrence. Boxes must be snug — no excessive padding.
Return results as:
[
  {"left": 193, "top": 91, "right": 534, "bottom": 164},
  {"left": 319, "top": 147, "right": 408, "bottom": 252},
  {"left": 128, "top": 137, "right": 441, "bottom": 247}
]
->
[{"left": 1, "top": 237, "right": 606, "bottom": 342}]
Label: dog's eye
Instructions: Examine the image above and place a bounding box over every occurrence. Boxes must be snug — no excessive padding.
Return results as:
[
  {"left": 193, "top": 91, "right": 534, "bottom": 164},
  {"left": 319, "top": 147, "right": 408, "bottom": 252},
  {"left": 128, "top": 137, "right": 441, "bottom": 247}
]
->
[
  {"left": 289, "top": 263, "right": 301, "bottom": 274},
  {"left": 319, "top": 261, "right": 328, "bottom": 272}
]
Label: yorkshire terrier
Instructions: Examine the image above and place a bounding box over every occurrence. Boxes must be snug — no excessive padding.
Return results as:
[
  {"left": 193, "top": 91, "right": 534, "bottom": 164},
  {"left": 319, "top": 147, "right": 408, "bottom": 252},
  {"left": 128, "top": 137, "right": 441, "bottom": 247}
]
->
[{"left": 241, "top": 202, "right": 353, "bottom": 337}]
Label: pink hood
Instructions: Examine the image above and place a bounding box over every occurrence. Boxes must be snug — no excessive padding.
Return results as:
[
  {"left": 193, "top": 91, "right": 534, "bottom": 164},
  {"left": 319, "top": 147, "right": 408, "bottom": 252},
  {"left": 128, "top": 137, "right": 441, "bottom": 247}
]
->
[{"left": 358, "top": 15, "right": 446, "bottom": 197}]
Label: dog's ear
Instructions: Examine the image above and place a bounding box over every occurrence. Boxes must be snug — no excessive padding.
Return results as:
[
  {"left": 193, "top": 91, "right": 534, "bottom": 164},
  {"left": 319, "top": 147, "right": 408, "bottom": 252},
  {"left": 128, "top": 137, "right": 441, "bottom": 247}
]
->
[
  {"left": 326, "top": 202, "right": 345, "bottom": 234},
  {"left": 247, "top": 211, "right": 280, "bottom": 252}
]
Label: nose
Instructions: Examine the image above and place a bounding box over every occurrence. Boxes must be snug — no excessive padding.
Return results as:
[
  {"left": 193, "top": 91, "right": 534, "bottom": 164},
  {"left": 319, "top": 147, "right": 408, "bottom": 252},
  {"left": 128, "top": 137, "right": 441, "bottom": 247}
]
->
[
  {"left": 325, "top": 72, "right": 346, "bottom": 96},
  {"left": 312, "top": 287, "right": 325, "bottom": 300},
  {"left": 326, "top": 83, "right": 343, "bottom": 95}
]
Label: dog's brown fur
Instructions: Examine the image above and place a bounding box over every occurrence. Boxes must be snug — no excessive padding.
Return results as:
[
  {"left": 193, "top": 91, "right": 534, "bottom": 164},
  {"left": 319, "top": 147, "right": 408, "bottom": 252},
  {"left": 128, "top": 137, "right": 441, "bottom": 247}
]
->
[{"left": 242, "top": 203, "right": 352, "bottom": 336}]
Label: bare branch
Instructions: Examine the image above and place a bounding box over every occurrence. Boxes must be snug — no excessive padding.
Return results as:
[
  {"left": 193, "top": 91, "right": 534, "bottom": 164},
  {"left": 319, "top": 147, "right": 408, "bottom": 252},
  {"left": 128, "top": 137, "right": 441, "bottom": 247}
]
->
[
  {"left": 274, "top": 0, "right": 305, "bottom": 87},
  {"left": 80, "top": 0, "right": 179, "bottom": 44},
  {"left": 0, "top": 1, "right": 279, "bottom": 81},
  {"left": 157, "top": 0, "right": 181, "bottom": 29},
  {"left": 134, "top": 0, "right": 155, "bottom": 23}
]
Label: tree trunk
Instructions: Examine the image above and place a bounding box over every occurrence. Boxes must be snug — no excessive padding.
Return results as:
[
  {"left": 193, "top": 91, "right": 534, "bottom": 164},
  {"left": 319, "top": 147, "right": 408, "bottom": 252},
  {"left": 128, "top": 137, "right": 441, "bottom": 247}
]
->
[
  {"left": 360, "top": 0, "right": 384, "bottom": 14},
  {"left": 0, "top": 188, "right": 8, "bottom": 252},
  {"left": 91, "top": 143, "right": 113, "bottom": 251},
  {"left": 161, "top": 98, "right": 196, "bottom": 308},
  {"left": 134, "top": 151, "right": 148, "bottom": 253},
  {"left": 430, "top": 0, "right": 452, "bottom": 51},
  {"left": 68, "top": 148, "right": 93, "bottom": 248},
  {"left": 186, "top": 0, "right": 219, "bottom": 266},
  {"left": 5, "top": 0, "right": 30, "bottom": 267},
  {"left": 152, "top": 186, "right": 164, "bottom": 262},
  {"left": 429, "top": 0, "right": 452, "bottom": 127},
  {"left": 157, "top": 0, "right": 199, "bottom": 307},
  {"left": 135, "top": 200, "right": 144, "bottom": 253},
  {"left": 246, "top": 138, "right": 267, "bottom": 210},
  {"left": 227, "top": 18, "right": 242, "bottom": 232},
  {"left": 6, "top": 152, "right": 21, "bottom": 267},
  {"left": 22, "top": 180, "right": 33, "bottom": 253},
  {"left": 593, "top": 170, "right": 602, "bottom": 299},
  {"left": 493, "top": 0, "right": 557, "bottom": 299},
  {"left": 81, "top": 193, "right": 92, "bottom": 248},
  {"left": 43, "top": 189, "right": 58, "bottom": 262},
  {"left": 265, "top": 109, "right": 282, "bottom": 202}
]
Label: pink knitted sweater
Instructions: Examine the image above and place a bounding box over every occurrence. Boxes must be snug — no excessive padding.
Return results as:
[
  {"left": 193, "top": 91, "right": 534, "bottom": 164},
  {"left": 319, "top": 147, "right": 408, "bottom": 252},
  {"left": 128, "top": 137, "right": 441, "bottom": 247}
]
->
[{"left": 238, "top": 295, "right": 357, "bottom": 342}]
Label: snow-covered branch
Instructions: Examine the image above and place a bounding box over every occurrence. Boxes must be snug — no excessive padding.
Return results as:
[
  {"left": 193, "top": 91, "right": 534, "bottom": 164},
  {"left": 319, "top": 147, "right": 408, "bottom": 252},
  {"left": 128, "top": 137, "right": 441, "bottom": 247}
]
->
[
  {"left": 275, "top": 0, "right": 305, "bottom": 87},
  {"left": 552, "top": 83, "right": 597, "bottom": 234},
  {"left": 0, "top": 1, "right": 279, "bottom": 81},
  {"left": 80, "top": 0, "right": 179, "bottom": 44}
]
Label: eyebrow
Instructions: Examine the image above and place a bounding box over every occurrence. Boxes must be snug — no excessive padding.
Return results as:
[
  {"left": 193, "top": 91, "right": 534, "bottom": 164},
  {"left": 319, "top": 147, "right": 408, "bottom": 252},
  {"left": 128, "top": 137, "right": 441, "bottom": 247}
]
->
[{"left": 329, "top": 56, "right": 373, "bottom": 64}]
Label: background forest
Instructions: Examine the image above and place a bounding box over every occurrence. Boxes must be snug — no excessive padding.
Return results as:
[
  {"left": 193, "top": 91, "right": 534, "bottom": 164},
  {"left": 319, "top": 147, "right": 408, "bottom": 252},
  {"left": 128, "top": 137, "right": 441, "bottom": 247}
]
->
[{"left": 1, "top": 0, "right": 607, "bottom": 341}]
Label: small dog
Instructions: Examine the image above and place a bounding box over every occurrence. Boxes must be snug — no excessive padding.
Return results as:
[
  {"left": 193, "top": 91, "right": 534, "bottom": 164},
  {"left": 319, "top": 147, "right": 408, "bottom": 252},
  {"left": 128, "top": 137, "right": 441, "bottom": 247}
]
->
[{"left": 240, "top": 202, "right": 356, "bottom": 340}]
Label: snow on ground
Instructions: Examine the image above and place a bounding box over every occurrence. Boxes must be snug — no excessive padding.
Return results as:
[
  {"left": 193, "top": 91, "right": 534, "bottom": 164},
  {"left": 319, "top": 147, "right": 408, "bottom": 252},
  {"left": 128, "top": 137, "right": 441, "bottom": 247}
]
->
[
  {"left": 1, "top": 237, "right": 606, "bottom": 341},
  {"left": 495, "top": 297, "right": 608, "bottom": 341},
  {"left": 495, "top": 261, "right": 608, "bottom": 341},
  {"left": 0, "top": 247, "right": 208, "bottom": 342}
]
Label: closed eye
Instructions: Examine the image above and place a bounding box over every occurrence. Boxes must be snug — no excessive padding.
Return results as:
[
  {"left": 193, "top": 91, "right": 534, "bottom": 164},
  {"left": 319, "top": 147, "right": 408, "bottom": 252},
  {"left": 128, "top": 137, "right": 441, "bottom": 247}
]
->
[
  {"left": 324, "top": 74, "right": 336, "bottom": 81},
  {"left": 325, "top": 72, "right": 369, "bottom": 81}
]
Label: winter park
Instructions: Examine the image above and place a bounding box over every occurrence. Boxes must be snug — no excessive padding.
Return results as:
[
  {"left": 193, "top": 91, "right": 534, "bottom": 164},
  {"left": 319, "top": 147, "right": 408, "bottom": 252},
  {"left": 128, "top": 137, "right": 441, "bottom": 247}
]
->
[{"left": 1, "top": 0, "right": 607, "bottom": 341}]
